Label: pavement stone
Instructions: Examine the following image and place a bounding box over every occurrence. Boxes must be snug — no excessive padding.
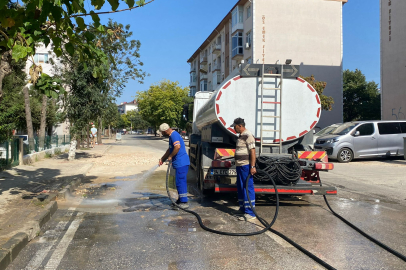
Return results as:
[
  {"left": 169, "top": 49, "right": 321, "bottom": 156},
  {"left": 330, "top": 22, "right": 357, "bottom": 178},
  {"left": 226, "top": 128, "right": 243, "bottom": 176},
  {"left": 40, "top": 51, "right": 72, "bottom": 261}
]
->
[{"left": 0, "top": 139, "right": 115, "bottom": 270}]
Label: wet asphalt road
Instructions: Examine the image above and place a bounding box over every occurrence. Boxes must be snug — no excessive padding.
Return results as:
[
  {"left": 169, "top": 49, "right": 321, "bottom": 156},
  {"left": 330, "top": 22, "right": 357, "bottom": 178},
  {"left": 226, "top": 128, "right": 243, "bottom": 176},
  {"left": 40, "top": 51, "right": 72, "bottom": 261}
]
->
[{"left": 7, "top": 135, "right": 406, "bottom": 270}]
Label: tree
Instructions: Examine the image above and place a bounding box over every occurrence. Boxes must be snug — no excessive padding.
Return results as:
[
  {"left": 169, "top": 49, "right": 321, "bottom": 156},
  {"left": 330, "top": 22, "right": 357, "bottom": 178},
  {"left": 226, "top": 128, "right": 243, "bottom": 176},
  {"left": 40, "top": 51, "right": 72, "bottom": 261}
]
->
[
  {"left": 34, "top": 73, "right": 65, "bottom": 149},
  {"left": 301, "top": 75, "right": 334, "bottom": 111},
  {"left": 0, "top": 0, "right": 153, "bottom": 98},
  {"left": 127, "top": 110, "right": 150, "bottom": 130},
  {"left": 54, "top": 19, "right": 147, "bottom": 159},
  {"left": 137, "top": 80, "right": 189, "bottom": 134},
  {"left": 0, "top": 58, "right": 26, "bottom": 142},
  {"left": 343, "top": 69, "right": 380, "bottom": 122}
]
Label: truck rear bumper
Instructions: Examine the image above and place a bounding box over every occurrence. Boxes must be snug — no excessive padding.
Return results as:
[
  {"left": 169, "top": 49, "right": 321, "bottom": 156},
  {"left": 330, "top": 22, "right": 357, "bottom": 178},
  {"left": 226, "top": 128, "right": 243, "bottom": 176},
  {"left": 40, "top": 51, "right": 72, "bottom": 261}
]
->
[{"left": 215, "top": 182, "right": 337, "bottom": 195}]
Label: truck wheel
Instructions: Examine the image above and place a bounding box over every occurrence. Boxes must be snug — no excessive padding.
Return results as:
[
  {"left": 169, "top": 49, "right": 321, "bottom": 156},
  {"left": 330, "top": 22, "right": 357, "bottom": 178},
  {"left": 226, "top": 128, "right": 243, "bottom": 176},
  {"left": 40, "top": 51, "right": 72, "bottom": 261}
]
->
[{"left": 337, "top": 148, "right": 353, "bottom": 163}]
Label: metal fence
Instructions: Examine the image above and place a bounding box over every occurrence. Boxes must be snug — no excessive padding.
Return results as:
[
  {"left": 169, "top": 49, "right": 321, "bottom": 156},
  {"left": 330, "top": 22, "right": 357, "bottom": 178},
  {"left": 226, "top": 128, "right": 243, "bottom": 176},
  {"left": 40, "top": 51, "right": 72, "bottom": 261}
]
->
[
  {"left": 27, "top": 135, "right": 71, "bottom": 154},
  {"left": 0, "top": 138, "right": 20, "bottom": 171},
  {"left": 0, "top": 135, "right": 72, "bottom": 171}
]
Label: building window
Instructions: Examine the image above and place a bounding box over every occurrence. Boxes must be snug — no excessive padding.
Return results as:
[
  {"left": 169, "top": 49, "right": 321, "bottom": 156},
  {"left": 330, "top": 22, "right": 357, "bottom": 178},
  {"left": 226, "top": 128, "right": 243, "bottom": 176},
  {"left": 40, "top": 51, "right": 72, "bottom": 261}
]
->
[
  {"left": 246, "top": 31, "right": 252, "bottom": 46},
  {"left": 34, "top": 53, "right": 49, "bottom": 64},
  {"left": 239, "top": 8, "right": 243, "bottom": 23},
  {"left": 200, "top": 80, "right": 207, "bottom": 91},
  {"left": 226, "top": 56, "right": 229, "bottom": 69},
  {"left": 232, "top": 8, "right": 238, "bottom": 27},
  {"left": 246, "top": 57, "right": 252, "bottom": 64},
  {"left": 232, "top": 6, "right": 244, "bottom": 27},
  {"left": 247, "top": 5, "right": 251, "bottom": 19},
  {"left": 232, "top": 32, "right": 243, "bottom": 57},
  {"left": 209, "top": 63, "right": 211, "bottom": 72}
]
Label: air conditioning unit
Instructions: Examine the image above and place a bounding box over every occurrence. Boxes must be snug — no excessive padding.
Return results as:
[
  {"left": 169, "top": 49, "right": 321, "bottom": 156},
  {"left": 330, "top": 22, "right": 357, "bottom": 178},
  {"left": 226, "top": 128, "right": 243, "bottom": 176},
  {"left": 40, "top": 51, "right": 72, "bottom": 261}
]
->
[{"left": 245, "top": 43, "right": 251, "bottom": 49}]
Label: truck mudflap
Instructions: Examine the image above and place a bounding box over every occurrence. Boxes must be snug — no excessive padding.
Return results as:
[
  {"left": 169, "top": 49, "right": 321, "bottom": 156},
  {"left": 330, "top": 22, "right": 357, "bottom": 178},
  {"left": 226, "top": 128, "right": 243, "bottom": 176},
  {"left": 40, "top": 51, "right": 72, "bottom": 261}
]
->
[{"left": 215, "top": 180, "right": 337, "bottom": 195}]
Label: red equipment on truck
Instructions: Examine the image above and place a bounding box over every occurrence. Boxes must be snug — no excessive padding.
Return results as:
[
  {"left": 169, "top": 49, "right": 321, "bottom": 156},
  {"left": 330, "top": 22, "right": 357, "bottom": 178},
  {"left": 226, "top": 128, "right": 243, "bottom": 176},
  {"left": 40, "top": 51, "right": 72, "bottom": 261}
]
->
[{"left": 186, "top": 63, "right": 337, "bottom": 196}]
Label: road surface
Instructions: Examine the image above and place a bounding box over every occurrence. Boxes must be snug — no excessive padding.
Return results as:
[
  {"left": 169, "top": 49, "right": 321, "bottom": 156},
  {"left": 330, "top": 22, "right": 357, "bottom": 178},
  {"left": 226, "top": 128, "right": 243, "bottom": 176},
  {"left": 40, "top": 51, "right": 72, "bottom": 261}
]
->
[{"left": 7, "top": 135, "right": 406, "bottom": 270}]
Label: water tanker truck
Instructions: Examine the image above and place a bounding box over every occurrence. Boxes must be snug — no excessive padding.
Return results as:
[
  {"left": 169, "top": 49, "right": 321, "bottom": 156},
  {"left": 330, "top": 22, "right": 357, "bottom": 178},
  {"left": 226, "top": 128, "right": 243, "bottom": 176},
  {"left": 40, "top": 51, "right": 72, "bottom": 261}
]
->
[{"left": 186, "top": 63, "right": 337, "bottom": 196}]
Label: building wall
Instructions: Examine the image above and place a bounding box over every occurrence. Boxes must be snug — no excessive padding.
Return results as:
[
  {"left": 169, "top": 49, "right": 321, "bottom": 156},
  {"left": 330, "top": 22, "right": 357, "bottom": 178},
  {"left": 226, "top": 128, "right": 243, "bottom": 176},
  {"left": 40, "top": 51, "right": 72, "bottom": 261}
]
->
[
  {"left": 188, "top": 0, "right": 345, "bottom": 128},
  {"left": 381, "top": 0, "right": 406, "bottom": 120},
  {"left": 253, "top": 0, "right": 343, "bottom": 128}
]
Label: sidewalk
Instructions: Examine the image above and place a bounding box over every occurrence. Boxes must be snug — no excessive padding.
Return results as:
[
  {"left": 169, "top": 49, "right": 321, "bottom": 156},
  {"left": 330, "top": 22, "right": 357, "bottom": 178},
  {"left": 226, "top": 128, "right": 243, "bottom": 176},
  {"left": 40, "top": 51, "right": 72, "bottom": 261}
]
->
[{"left": 0, "top": 139, "right": 114, "bottom": 269}]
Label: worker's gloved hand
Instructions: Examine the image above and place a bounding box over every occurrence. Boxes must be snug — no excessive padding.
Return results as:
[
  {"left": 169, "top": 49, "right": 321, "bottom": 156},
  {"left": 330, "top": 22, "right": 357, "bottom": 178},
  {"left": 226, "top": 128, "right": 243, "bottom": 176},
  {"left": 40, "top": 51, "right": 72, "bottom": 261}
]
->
[{"left": 158, "top": 159, "right": 163, "bottom": 166}]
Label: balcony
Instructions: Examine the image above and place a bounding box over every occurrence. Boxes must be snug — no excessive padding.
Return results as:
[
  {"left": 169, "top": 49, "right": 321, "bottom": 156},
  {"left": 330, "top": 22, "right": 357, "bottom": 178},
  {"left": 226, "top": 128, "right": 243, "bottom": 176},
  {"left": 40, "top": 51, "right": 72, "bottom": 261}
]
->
[
  {"left": 190, "top": 68, "right": 196, "bottom": 73},
  {"left": 199, "top": 64, "right": 207, "bottom": 73},
  {"left": 212, "top": 64, "right": 221, "bottom": 73},
  {"left": 200, "top": 74, "right": 207, "bottom": 81},
  {"left": 212, "top": 44, "right": 221, "bottom": 55},
  {"left": 200, "top": 56, "right": 207, "bottom": 65},
  {"left": 190, "top": 80, "right": 197, "bottom": 87}
]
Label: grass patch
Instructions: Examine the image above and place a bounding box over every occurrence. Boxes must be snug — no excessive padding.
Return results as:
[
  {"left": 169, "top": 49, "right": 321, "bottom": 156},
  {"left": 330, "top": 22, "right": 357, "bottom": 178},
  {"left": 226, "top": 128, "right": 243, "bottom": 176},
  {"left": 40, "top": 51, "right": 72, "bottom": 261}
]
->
[
  {"left": 45, "top": 152, "right": 53, "bottom": 158},
  {"left": 79, "top": 147, "right": 91, "bottom": 150},
  {"left": 54, "top": 148, "right": 62, "bottom": 155},
  {"left": 32, "top": 199, "right": 47, "bottom": 207}
]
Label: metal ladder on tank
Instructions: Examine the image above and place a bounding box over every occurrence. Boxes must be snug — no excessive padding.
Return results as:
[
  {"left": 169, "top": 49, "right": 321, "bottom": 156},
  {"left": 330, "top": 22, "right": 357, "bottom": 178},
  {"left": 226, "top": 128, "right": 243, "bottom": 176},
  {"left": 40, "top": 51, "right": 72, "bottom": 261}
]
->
[{"left": 259, "top": 63, "right": 283, "bottom": 154}]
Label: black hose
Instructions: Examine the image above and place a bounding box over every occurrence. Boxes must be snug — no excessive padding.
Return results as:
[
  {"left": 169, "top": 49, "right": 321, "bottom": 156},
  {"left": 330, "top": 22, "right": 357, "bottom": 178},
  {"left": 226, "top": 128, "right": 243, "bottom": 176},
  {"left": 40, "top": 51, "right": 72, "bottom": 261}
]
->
[
  {"left": 320, "top": 180, "right": 406, "bottom": 263},
  {"left": 254, "top": 155, "right": 301, "bottom": 185},
  {"left": 166, "top": 164, "right": 279, "bottom": 236},
  {"left": 165, "top": 164, "right": 337, "bottom": 270}
]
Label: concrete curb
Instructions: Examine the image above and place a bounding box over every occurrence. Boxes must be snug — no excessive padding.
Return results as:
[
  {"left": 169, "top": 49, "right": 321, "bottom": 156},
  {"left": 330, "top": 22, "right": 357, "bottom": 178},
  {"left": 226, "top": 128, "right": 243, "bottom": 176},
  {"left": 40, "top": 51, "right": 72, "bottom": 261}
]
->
[{"left": 0, "top": 201, "right": 58, "bottom": 270}]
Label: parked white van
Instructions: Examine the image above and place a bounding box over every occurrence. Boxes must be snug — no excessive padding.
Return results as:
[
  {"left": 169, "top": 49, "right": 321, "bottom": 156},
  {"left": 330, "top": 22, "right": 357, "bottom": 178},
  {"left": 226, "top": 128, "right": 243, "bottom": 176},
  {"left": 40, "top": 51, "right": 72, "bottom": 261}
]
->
[{"left": 314, "top": 121, "right": 406, "bottom": 162}]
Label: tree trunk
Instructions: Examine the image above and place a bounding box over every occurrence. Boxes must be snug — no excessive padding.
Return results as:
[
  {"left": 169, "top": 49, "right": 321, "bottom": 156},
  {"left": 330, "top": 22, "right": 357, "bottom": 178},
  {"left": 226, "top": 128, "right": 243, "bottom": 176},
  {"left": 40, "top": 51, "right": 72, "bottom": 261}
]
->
[
  {"left": 97, "top": 116, "right": 102, "bottom": 144},
  {"left": 86, "top": 125, "right": 90, "bottom": 148},
  {"left": 68, "top": 135, "right": 77, "bottom": 161},
  {"left": 0, "top": 51, "right": 12, "bottom": 101},
  {"left": 108, "top": 124, "right": 111, "bottom": 139},
  {"left": 23, "top": 84, "right": 35, "bottom": 152},
  {"left": 39, "top": 95, "right": 48, "bottom": 149}
]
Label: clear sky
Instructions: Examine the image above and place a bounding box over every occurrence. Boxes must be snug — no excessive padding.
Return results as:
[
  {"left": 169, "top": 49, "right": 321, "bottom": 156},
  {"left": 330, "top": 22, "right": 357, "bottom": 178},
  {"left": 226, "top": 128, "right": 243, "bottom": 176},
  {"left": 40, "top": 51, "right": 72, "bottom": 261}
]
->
[{"left": 96, "top": 0, "right": 381, "bottom": 104}]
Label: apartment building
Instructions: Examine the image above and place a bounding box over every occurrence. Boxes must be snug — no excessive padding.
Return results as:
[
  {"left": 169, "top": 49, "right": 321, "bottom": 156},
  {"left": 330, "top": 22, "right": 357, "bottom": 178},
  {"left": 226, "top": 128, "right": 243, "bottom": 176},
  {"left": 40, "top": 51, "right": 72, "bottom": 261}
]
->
[
  {"left": 25, "top": 43, "right": 70, "bottom": 135},
  {"left": 381, "top": 0, "right": 406, "bottom": 120},
  {"left": 187, "top": 0, "right": 347, "bottom": 128},
  {"left": 117, "top": 100, "right": 138, "bottom": 115}
]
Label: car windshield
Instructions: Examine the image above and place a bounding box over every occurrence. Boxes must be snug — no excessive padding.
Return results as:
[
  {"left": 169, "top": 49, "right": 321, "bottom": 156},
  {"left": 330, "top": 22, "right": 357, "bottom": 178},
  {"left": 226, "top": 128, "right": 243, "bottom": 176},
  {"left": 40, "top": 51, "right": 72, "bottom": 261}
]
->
[
  {"left": 330, "top": 123, "right": 359, "bottom": 135},
  {"left": 315, "top": 125, "right": 338, "bottom": 136}
]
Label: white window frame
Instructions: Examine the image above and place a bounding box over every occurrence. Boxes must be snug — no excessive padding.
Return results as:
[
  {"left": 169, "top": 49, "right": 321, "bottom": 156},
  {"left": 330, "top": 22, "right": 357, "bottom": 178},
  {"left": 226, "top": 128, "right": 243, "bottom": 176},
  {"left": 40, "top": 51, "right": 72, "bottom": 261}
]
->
[
  {"left": 34, "top": 53, "right": 49, "bottom": 64},
  {"left": 232, "top": 32, "right": 243, "bottom": 58},
  {"left": 246, "top": 31, "right": 252, "bottom": 46}
]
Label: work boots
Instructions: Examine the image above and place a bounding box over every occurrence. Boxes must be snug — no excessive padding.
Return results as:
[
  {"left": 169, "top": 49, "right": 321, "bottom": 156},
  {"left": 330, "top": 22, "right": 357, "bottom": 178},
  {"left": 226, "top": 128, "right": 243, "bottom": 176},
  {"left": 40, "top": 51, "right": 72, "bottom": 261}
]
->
[{"left": 171, "top": 199, "right": 189, "bottom": 210}]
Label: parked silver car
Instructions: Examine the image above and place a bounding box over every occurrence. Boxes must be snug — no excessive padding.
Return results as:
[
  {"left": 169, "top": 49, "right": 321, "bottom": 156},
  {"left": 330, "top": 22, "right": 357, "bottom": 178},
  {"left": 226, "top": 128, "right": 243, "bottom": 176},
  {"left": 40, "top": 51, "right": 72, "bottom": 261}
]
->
[
  {"left": 313, "top": 123, "right": 341, "bottom": 144},
  {"left": 314, "top": 121, "right": 406, "bottom": 162}
]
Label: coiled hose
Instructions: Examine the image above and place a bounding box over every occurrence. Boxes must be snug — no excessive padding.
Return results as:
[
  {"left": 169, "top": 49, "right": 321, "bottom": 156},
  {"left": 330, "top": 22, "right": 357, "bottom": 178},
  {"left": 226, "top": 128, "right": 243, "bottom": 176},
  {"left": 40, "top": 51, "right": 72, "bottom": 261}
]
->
[
  {"left": 254, "top": 155, "right": 302, "bottom": 185},
  {"left": 165, "top": 163, "right": 337, "bottom": 270}
]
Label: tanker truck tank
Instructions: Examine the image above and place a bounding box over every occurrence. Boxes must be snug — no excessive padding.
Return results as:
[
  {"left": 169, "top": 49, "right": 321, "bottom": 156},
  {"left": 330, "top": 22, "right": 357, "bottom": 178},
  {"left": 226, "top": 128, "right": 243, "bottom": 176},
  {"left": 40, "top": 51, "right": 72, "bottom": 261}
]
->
[{"left": 193, "top": 64, "right": 321, "bottom": 150}]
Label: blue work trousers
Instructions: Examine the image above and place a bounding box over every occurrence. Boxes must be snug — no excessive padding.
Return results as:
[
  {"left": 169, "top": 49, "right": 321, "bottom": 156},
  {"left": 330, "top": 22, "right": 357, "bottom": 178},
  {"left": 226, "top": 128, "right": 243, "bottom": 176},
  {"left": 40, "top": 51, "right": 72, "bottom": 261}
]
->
[
  {"left": 236, "top": 165, "right": 255, "bottom": 216},
  {"left": 175, "top": 165, "right": 189, "bottom": 203}
]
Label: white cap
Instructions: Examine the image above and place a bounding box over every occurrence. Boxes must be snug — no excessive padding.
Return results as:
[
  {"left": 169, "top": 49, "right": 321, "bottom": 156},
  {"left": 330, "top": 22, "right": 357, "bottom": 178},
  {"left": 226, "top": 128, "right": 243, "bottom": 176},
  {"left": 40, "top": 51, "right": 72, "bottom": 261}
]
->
[
  {"left": 159, "top": 123, "right": 170, "bottom": 132},
  {"left": 92, "top": 124, "right": 95, "bottom": 127}
]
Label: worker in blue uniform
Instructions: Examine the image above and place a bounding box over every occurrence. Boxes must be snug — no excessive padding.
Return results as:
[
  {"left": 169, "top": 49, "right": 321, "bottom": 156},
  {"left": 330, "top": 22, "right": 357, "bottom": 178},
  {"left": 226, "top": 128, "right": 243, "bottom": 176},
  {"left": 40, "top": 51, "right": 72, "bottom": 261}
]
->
[{"left": 158, "top": 123, "right": 190, "bottom": 209}]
